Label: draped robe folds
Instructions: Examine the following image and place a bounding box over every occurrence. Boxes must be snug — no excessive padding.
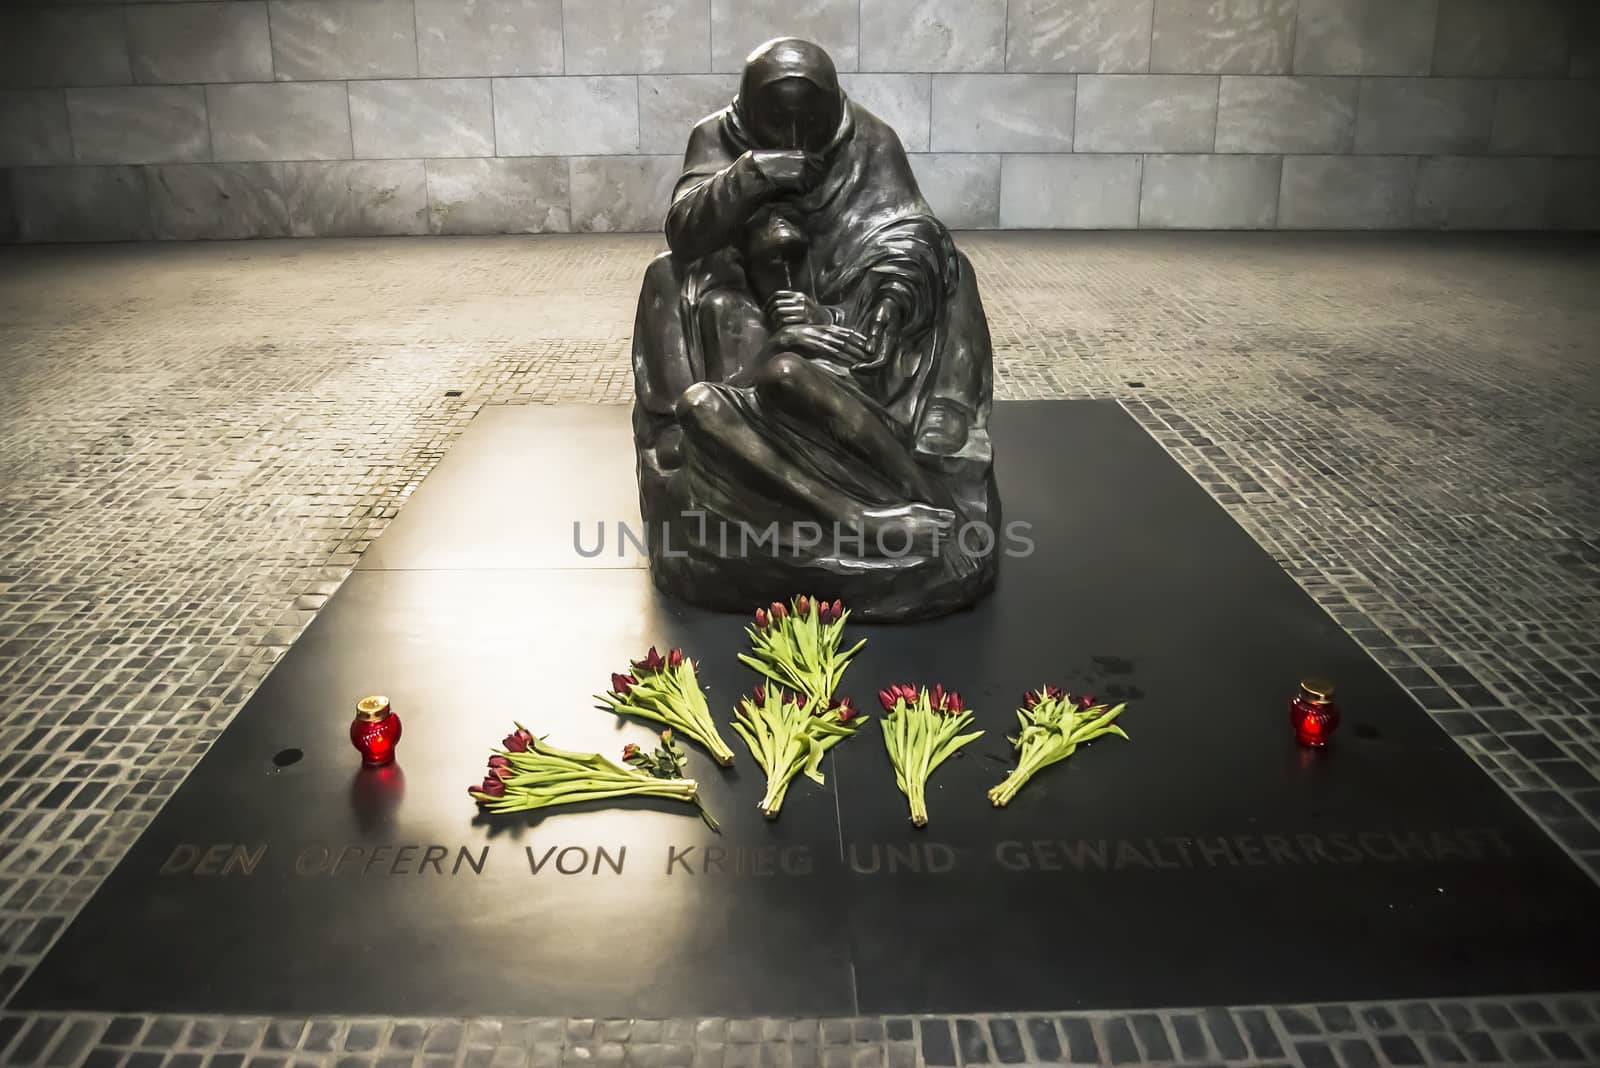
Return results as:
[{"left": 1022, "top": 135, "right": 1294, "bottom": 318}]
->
[{"left": 630, "top": 95, "right": 999, "bottom": 620}]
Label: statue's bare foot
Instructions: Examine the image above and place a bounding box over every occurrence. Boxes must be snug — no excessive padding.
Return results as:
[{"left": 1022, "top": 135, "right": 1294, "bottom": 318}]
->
[{"left": 861, "top": 503, "right": 956, "bottom": 556}]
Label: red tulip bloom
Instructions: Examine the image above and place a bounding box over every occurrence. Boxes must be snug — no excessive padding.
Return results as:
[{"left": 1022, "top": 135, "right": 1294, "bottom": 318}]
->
[
  {"left": 503, "top": 728, "right": 533, "bottom": 753},
  {"left": 818, "top": 601, "right": 832, "bottom": 623},
  {"left": 474, "top": 776, "right": 505, "bottom": 798},
  {"left": 930, "top": 684, "right": 947, "bottom": 710},
  {"left": 669, "top": 648, "right": 684, "bottom": 669},
  {"left": 882, "top": 683, "right": 918, "bottom": 709},
  {"left": 945, "top": 691, "right": 964, "bottom": 713},
  {"left": 835, "top": 697, "right": 858, "bottom": 723},
  {"left": 635, "top": 646, "right": 666, "bottom": 673},
  {"left": 752, "top": 684, "right": 768, "bottom": 705},
  {"left": 611, "top": 672, "right": 636, "bottom": 696},
  {"left": 488, "top": 754, "right": 510, "bottom": 769},
  {"left": 772, "top": 601, "right": 788, "bottom": 620},
  {"left": 1077, "top": 693, "right": 1096, "bottom": 709},
  {"left": 755, "top": 607, "right": 769, "bottom": 629},
  {"left": 831, "top": 599, "right": 843, "bottom": 618},
  {"left": 797, "top": 595, "right": 811, "bottom": 617},
  {"left": 1026, "top": 684, "right": 1066, "bottom": 709}
]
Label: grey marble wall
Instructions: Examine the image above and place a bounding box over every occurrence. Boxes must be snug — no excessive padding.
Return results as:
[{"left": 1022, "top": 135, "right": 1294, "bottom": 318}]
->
[{"left": 0, "top": 0, "right": 1595, "bottom": 240}]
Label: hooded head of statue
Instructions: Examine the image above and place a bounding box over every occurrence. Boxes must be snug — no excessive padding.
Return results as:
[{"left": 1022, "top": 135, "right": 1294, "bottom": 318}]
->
[{"left": 735, "top": 37, "right": 843, "bottom": 154}]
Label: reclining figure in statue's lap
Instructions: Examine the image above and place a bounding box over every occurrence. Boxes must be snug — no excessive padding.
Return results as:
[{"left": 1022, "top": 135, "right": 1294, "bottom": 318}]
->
[{"left": 630, "top": 38, "right": 1000, "bottom": 621}]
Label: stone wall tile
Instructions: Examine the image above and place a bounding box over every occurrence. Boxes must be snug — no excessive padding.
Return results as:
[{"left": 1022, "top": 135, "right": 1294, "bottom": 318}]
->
[
  {"left": 909, "top": 153, "right": 1000, "bottom": 227},
  {"left": 1151, "top": 0, "right": 1296, "bottom": 74},
  {"left": 349, "top": 79, "right": 494, "bottom": 159},
  {"left": 1432, "top": 0, "right": 1569, "bottom": 77},
  {"left": 710, "top": 0, "right": 859, "bottom": 73},
  {"left": 0, "top": 9, "right": 131, "bottom": 89},
  {"left": 1215, "top": 76, "right": 1357, "bottom": 153},
  {"left": 564, "top": 0, "right": 709, "bottom": 75},
  {"left": 1075, "top": 75, "right": 1218, "bottom": 153},
  {"left": 0, "top": 170, "right": 13, "bottom": 243},
  {"left": 10, "top": 165, "right": 151, "bottom": 242},
  {"left": 67, "top": 86, "right": 209, "bottom": 165},
  {"left": 127, "top": 2, "right": 273, "bottom": 85},
  {"left": 1292, "top": 0, "right": 1437, "bottom": 76},
  {"left": 639, "top": 75, "right": 739, "bottom": 154},
  {"left": 1414, "top": 155, "right": 1552, "bottom": 229},
  {"left": 1572, "top": 6, "right": 1600, "bottom": 78},
  {"left": 860, "top": 0, "right": 1005, "bottom": 73},
  {"left": 426, "top": 156, "right": 570, "bottom": 234},
  {"left": 0, "top": 90, "right": 72, "bottom": 167},
  {"left": 1490, "top": 81, "right": 1600, "bottom": 156},
  {"left": 841, "top": 74, "right": 932, "bottom": 151},
  {"left": 208, "top": 82, "right": 352, "bottom": 162},
  {"left": 931, "top": 74, "right": 1075, "bottom": 152},
  {"left": 145, "top": 162, "right": 291, "bottom": 239},
  {"left": 1547, "top": 158, "right": 1600, "bottom": 229},
  {"left": 1278, "top": 155, "right": 1417, "bottom": 228},
  {"left": 280, "top": 159, "right": 429, "bottom": 236},
  {"left": 569, "top": 154, "right": 679, "bottom": 232},
  {"left": 1354, "top": 78, "right": 1493, "bottom": 154},
  {"left": 415, "top": 0, "right": 563, "bottom": 77},
  {"left": 1006, "top": 0, "right": 1153, "bottom": 74},
  {"left": 494, "top": 77, "right": 640, "bottom": 156},
  {"left": 1139, "top": 153, "right": 1281, "bottom": 228},
  {"left": 269, "top": 0, "right": 418, "bottom": 80},
  {"left": 1000, "top": 153, "right": 1141, "bottom": 228}
]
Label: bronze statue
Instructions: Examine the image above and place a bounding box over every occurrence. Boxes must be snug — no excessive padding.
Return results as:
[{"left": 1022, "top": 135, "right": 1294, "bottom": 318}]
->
[{"left": 630, "top": 37, "right": 999, "bottom": 621}]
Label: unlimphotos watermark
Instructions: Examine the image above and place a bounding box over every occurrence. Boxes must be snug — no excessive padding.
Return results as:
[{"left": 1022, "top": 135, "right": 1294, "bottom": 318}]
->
[{"left": 573, "top": 513, "right": 1036, "bottom": 561}]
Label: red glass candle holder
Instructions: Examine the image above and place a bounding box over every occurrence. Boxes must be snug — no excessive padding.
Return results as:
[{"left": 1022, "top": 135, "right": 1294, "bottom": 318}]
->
[
  {"left": 350, "top": 695, "right": 402, "bottom": 766},
  {"left": 1290, "top": 678, "right": 1339, "bottom": 747}
]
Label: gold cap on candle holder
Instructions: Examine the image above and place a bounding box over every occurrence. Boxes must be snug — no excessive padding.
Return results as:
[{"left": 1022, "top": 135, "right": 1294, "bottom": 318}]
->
[
  {"left": 355, "top": 695, "right": 391, "bottom": 721},
  {"left": 1298, "top": 678, "right": 1334, "bottom": 703}
]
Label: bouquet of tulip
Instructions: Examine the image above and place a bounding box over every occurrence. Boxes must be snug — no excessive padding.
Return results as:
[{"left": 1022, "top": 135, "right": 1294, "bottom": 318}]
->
[
  {"left": 987, "top": 687, "right": 1129, "bottom": 807},
  {"left": 469, "top": 725, "right": 718, "bottom": 831},
  {"left": 732, "top": 685, "right": 865, "bottom": 818},
  {"left": 740, "top": 596, "right": 866, "bottom": 708},
  {"left": 597, "top": 646, "right": 737, "bottom": 767},
  {"left": 877, "top": 684, "right": 983, "bottom": 827}
]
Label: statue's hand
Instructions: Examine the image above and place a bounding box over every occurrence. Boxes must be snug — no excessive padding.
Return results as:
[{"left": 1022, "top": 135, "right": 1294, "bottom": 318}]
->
[
  {"left": 764, "top": 290, "right": 830, "bottom": 329},
  {"left": 854, "top": 296, "right": 903, "bottom": 376},
  {"left": 772, "top": 324, "right": 873, "bottom": 367},
  {"left": 744, "top": 150, "right": 824, "bottom": 195}
]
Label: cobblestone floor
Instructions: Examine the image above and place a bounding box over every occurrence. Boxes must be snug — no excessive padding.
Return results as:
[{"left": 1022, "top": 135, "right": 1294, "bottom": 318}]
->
[{"left": 0, "top": 232, "right": 1597, "bottom": 1066}]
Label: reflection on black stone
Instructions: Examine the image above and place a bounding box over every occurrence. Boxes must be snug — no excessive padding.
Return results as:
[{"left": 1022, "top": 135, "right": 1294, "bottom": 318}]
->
[
  {"left": 348, "top": 763, "right": 405, "bottom": 831},
  {"left": 1091, "top": 655, "right": 1135, "bottom": 675}
]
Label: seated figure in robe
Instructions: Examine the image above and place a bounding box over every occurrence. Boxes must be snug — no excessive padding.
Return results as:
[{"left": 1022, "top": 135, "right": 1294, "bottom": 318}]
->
[{"left": 630, "top": 37, "right": 1000, "bottom": 621}]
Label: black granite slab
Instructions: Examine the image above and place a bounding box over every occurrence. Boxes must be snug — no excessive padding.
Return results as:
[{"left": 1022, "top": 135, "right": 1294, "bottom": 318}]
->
[{"left": 17, "top": 402, "right": 1600, "bottom": 1018}]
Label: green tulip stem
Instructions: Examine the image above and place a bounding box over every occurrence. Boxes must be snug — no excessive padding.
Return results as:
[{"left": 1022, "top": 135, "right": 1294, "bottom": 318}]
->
[
  {"left": 733, "top": 686, "right": 865, "bottom": 818},
  {"left": 987, "top": 693, "right": 1129, "bottom": 807},
  {"left": 739, "top": 596, "right": 867, "bottom": 708},
  {"left": 471, "top": 729, "right": 719, "bottom": 831},
  {"left": 596, "top": 657, "right": 737, "bottom": 766},
  {"left": 880, "top": 688, "right": 983, "bottom": 828}
]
